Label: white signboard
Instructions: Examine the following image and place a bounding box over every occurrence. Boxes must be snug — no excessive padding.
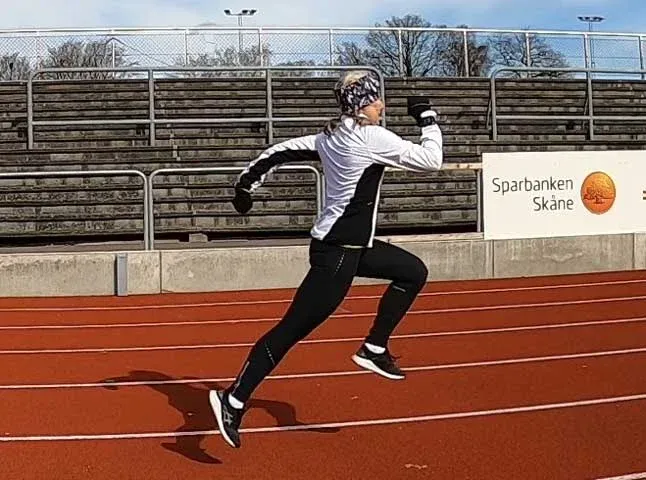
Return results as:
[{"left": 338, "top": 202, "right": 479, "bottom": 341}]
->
[{"left": 482, "top": 150, "right": 646, "bottom": 240}]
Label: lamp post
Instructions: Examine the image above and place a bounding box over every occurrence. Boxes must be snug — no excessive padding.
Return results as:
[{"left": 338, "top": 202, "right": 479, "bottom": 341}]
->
[
  {"left": 224, "top": 9, "right": 257, "bottom": 64},
  {"left": 578, "top": 15, "right": 605, "bottom": 71}
]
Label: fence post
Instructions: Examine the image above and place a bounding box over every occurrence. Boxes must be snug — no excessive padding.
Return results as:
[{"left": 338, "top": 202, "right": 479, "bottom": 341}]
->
[
  {"left": 27, "top": 73, "right": 34, "bottom": 149},
  {"left": 525, "top": 32, "right": 532, "bottom": 74},
  {"left": 462, "top": 30, "right": 470, "bottom": 77},
  {"left": 398, "top": 29, "right": 404, "bottom": 76},
  {"left": 266, "top": 69, "right": 274, "bottom": 144},
  {"left": 184, "top": 29, "right": 189, "bottom": 65},
  {"left": 639, "top": 35, "right": 645, "bottom": 81},
  {"left": 490, "top": 71, "right": 499, "bottom": 140},
  {"left": 586, "top": 68, "right": 595, "bottom": 140},
  {"left": 583, "top": 33, "right": 591, "bottom": 69},
  {"left": 148, "top": 69, "right": 156, "bottom": 146}
]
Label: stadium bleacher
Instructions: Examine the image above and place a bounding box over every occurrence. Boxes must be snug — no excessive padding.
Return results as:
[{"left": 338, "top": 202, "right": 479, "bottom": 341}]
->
[{"left": 0, "top": 73, "right": 645, "bottom": 247}]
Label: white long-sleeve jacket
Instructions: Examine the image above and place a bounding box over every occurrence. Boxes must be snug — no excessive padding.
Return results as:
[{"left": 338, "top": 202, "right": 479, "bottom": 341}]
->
[{"left": 237, "top": 117, "right": 443, "bottom": 248}]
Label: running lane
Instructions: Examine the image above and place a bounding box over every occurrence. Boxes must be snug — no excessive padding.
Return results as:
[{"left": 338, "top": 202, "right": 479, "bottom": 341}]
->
[
  {"left": 1, "top": 352, "right": 646, "bottom": 435},
  {"left": 1, "top": 270, "right": 646, "bottom": 479},
  {"left": 1, "top": 272, "right": 646, "bottom": 327},
  {"left": 1, "top": 361, "right": 646, "bottom": 479},
  {"left": 1, "top": 320, "right": 646, "bottom": 385}
]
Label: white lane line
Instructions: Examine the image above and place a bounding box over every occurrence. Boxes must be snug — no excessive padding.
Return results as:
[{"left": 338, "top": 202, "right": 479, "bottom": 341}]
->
[
  {"left": 593, "top": 473, "right": 646, "bottom": 480},
  {"left": 0, "top": 316, "right": 644, "bottom": 355},
  {"left": 5, "top": 294, "right": 646, "bottom": 331},
  {"left": 2, "top": 391, "right": 646, "bottom": 442},
  {"left": 3, "top": 345, "right": 646, "bottom": 390},
  {"left": 2, "top": 277, "right": 645, "bottom": 312}
]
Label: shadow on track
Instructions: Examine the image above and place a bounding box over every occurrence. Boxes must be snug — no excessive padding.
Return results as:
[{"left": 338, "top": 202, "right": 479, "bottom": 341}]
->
[{"left": 100, "top": 370, "right": 339, "bottom": 465}]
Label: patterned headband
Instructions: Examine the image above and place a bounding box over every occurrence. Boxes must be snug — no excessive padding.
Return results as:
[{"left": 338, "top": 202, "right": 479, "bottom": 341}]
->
[{"left": 334, "top": 72, "right": 381, "bottom": 114}]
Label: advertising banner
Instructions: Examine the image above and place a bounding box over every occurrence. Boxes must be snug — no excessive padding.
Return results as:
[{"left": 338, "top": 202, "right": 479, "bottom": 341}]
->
[{"left": 482, "top": 150, "right": 646, "bottom": 239}]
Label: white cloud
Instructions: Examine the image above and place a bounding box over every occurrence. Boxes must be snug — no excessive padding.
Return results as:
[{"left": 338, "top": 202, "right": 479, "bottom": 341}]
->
[
  {"left": 0, "top": 0, "right": 622, "bottom": 31},
  {"left": 0, "top": 0, "right": 519, "bottom": 30}
]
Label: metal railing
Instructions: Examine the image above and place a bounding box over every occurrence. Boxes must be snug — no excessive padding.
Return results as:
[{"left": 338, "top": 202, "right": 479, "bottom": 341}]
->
[
  {"left": 0, "top": 162, "right": 483, "bottom": 250},
  {"left": 147, "top": 165, "right": 323, "bottom": 249},
  {"left": 26, "top": 65, "right": 386, "bottom": 149},
  {"left": 490, "top": 66, "right": 646, "bottom": 140},
  {"left": 399, "top": 162, "right": 484, "bottom": 233},
  {"left": 0, "top": 169, "right": 150, "bottom": 249},
  {"left": 2, "top": 25, "right": 646, "bottom": 79},
  {"left": 145, "top": 162, "right": 483, "bottom": 248}
]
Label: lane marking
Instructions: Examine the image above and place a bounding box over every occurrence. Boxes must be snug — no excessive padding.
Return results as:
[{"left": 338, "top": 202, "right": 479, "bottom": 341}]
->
[
  {"left": 593, "top": 473, "right": 646, "bottom": 480},
  {"left": 1, "top": 277, "right": 645, "bottom": 313},
  {"left": 2, "top": 345, "right": 646, "bottom": 390},
  {"left": 4, "top": 295, "right": 646, "bottom": 331},
  {"left": 2, "top": 392, "right": 646, "bottom": 442},
  {"left": 1, "top": 316, "right": 644, "bottom": 355}
]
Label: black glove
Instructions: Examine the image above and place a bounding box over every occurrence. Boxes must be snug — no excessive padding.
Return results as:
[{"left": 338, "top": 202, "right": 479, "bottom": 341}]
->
[
  {"left": 232, "top": 185, "right": 253, "bottom": 214},
  {"left": 407, "top": 96, "right": 437, "bottom": 127}
]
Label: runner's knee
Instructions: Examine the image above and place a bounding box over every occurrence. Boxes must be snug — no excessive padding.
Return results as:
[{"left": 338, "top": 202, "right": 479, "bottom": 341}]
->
[
  {"left": 411, "top": 258, "right": 429, "bottom": 289},
  {"left": 397, "top": 256, "right": 428, "bottom": 292}
]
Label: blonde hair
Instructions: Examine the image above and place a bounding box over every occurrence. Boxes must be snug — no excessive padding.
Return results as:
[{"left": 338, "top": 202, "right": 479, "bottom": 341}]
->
[
  {"left": 323, "top": 70, "right": 374, "bottom": 137},
  {"left": 336, "top": 70, "right": 374, "bottom": 89}
]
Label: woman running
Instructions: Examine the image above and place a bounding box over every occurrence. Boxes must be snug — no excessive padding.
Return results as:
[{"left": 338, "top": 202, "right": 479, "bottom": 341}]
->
[{"left": 209, "top": 69, "right": 443, "bottom": 448}]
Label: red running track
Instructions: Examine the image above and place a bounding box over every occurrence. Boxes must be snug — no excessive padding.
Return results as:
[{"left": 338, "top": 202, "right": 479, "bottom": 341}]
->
[{"left": 2, "top": 270, "right": 646, "bottom": 479}]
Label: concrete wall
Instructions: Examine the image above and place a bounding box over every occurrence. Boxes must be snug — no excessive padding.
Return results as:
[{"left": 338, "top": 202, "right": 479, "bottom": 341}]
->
[
  {"left": 0, "top": 251, "right": 160, "bottom": 297},
  {"left": 492, "top": 234, "right": 635, "bottom": 278},
  {"left": 0, "top": 232, "right": 643, "bottom": 297}
]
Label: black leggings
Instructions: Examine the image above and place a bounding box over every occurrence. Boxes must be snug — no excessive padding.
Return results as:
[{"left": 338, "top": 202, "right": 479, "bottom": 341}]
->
[{"left": 226, "top": 238, "right": 429, "bottom": 403}]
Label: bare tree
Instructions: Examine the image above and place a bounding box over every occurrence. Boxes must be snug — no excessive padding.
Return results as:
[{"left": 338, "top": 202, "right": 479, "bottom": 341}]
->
[
  {"left": 431, "top": 25, "right": 491, "bottom": 77},
  {"left": 336, "top": 15, "right": 489, "bottom": 77},
  {"left": 271, "top": 59, "right": 335, "bottom": 77},
  {"left": 38, "top": 38, "right": 137, "bottom": 79},
  {"left": 336, "top": 15, "right": 435, "bottom": 76},
  {"left": 487, "top": 32, "right": 572, "bottom": 77},
  {"left": 178, "top": 44, "right": 271, "bottom": 77},
  {"left": 0, "top": 54, "right": 32, "bottom": 80}
]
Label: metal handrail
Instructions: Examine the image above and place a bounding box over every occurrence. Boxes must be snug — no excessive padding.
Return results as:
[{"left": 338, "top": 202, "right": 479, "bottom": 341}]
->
[
  {"left": 0, "top": 163, "right": 484, "bottom": 249},
  {"left": 147, "top": 164, "right": 322, "bottom": 249},
  {"left": 26, "top": 65, "right": 386, "bottom": 148},
  {"left": 490, "top": 66, "right": 646, "bottom": 140},
  {"left": 391, "top": 162, "right": 484, "bottom": 233},
  {"left": 0, "top": 169, "right": 150, "bottom": 250}
]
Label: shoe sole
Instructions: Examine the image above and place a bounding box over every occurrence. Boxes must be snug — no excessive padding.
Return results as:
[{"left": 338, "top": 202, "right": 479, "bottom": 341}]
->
[
  {"left": 351, "top": 354, "right": 405, "bottom": 380},
  {"left": 208, "top": 390, "right": 239, "bottom": 448}
]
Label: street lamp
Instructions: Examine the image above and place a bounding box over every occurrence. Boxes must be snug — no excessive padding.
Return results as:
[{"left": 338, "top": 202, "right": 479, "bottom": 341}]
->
[
  {"left": 224, "top": 9, "right": 257, "bottom": 26},
  {"left": 224, "top": 9, "right": 257, "bottom": 63},
  {"left": 577, "top": 15, "right": 605, "bottom": 71},
  {"left": 577, "top": 15, "right": 605, "bottom": 31}
]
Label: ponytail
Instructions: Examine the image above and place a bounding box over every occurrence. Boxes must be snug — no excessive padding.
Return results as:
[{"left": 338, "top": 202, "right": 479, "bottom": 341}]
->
[
  {"left": 323, "top": 115, "right": 342, "bottom": 137},
  {"left": 322, "top": 113, "right": 368, "bottom": 137}
]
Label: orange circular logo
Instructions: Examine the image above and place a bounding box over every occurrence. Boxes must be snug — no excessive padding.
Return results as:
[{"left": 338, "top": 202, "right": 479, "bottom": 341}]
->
[{"left": 580, "top": 171, "right": 616, "bottom": 214}]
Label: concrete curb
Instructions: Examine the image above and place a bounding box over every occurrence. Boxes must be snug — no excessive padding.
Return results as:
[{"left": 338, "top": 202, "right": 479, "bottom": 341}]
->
[{"left": 0, "top": 233, "right": 642, "bottom": 297}]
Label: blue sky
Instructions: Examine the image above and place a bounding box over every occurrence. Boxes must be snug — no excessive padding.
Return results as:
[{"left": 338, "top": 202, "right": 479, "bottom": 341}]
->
[{"left": 0, "top": 0, "right": 643, "bottom": 34}]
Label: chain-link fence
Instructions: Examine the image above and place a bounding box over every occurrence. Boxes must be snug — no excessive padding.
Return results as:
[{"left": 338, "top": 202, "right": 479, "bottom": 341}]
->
[{"left": 1, "top": 27, "right": 645, "bottom": 80}]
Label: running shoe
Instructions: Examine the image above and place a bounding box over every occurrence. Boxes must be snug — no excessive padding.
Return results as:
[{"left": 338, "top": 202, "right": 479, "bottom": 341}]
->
[
  {"left": 351, "top": 345, "right": 406, "bottom": 380},
  {"left": 209, "top": 390, "right": 244, "bottom": 448}
]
